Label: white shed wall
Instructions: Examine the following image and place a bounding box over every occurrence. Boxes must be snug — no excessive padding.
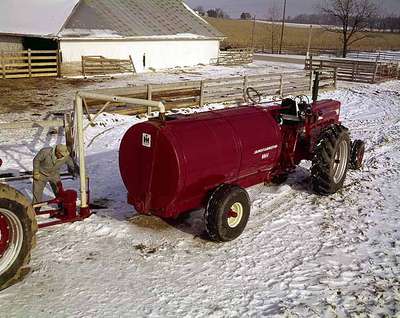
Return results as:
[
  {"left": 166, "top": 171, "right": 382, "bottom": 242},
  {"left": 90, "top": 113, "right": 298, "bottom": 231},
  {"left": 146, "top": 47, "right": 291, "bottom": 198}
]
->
[{"left": 60, "top": 39, "right": 220, "bottom": 72}]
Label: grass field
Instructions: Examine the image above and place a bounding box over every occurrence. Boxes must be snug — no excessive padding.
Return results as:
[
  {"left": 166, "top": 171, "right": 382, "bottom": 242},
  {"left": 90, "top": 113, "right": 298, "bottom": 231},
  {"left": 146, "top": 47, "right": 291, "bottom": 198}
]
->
[{"left": 207, "top": 17, "right": 400, "bottom": 53}]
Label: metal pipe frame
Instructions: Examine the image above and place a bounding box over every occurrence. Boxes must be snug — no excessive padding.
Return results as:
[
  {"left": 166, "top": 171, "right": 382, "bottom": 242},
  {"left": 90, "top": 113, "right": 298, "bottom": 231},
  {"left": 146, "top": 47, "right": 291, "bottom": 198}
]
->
[
  {"left": 77, "top": 91, "right": 166, "bottom": 114},
  {"left": 74, "top": 91, "right": 166, "bottom": 209}
]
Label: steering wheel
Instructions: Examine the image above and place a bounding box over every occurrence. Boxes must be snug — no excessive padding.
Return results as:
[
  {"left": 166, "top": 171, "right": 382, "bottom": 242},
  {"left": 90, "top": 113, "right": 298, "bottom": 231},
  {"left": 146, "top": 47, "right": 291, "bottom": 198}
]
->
[{"left": 246, "top": 87, "right": 262, "bottom": 104}]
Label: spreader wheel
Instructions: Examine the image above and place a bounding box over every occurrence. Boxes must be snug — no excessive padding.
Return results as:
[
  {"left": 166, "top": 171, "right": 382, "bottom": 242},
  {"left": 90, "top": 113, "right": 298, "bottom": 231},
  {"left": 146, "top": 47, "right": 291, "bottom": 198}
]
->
[
  {"left": 0, "top": 184, "right": 37, "bottom": 291},
  {"left": 350, "top": 140, "right": 365, "bottom": 170},
  {"left": 205, "top": 185, "right": 250, "bottom": 242},
  {"left": 311, "top": 125, "right": 351, "bottom": 195}
]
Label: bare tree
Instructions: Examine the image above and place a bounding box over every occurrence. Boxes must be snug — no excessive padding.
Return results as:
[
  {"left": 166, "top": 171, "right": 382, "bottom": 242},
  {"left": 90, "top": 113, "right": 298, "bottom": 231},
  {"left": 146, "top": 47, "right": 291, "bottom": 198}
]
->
[
  {"left": 266, "top": 1, "right": 282, "bottom": 53},
  {"left": 207, "top": 8, "right": 230, "bottom": 19},
  {"left": 194, "top": 6, "right": 205, "bottom": 16},
  {"left": 241, "top": 12, "right": 252, "bottom": 20},
  {"left": 320, "top": 0, "right": 377, "bottom": 57}
]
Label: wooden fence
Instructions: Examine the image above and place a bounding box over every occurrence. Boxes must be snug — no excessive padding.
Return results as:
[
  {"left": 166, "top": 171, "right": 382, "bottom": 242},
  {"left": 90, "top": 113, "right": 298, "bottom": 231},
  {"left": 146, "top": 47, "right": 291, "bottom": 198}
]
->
[
  {"left": 341, "top": 51, "right": 400, "bottom": 62},
  {"left": 218, "top": 48, "right": 254, "bottom": 66},
  {"left": 81, "top": 55, "right": 136, "bottom": 76},
  {"left": 305, "top": 56, "right": 400, "bottom": 83},
  {"left": 82, "top": 70, "right": 336, "bottom": 115},
  {"left": 0, "top": 50, "right": 60, "bottom": 79}
]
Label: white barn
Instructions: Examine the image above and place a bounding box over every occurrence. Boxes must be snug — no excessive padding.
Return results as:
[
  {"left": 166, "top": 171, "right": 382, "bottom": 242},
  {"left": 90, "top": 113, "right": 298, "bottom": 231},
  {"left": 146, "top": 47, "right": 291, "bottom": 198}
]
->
[{"left": 0, "top": 0, "right": 224, "bottom": 75}]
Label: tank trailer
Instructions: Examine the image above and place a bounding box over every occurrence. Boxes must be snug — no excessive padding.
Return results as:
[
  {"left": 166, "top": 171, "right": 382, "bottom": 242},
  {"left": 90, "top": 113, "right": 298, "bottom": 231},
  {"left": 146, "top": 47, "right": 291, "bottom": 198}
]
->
[{"left": 119, "top": 74, "right": 365, "bottom": 241}]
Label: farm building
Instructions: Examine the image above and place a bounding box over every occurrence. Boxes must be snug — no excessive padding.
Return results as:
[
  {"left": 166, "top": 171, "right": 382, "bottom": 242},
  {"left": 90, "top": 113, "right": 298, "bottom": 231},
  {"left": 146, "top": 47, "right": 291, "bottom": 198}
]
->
[{"left": 0, "top": 0, "right": 224, "bottom": 76}]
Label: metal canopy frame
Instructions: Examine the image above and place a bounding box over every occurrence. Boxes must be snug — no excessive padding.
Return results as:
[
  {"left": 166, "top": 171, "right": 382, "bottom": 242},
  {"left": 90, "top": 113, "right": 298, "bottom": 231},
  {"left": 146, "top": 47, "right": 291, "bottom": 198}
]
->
[{"left": 74, "top": 91, "right": 166, "bottom": 209}]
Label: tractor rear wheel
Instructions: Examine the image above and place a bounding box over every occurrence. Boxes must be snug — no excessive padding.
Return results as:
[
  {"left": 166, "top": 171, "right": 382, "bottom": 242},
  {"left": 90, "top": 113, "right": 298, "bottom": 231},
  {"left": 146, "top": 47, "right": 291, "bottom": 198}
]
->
[
  {"left": 0, "top": 184, "right": 37, "bottom": 291},
  {"left": 311, "top": 125, "right": 351, "bottom": 195},
  {"left": 205, "top": 185, "right": 250, "bottom": 242}
]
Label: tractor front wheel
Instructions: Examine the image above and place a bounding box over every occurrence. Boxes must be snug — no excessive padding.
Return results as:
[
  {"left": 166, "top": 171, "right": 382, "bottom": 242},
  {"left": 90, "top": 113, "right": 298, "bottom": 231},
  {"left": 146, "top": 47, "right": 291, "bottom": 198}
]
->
[
  {"left": 350, "top": 140, "right": 365, "bottom": 170},
  {"left": 205, "top": 185, "right": 250, "bottom": 242},
  {"left": 0, "top": 184, "right": 37, "bottom": 291},
  {"left": 311, "top": 125, "right": 351, "bottom": 195}
]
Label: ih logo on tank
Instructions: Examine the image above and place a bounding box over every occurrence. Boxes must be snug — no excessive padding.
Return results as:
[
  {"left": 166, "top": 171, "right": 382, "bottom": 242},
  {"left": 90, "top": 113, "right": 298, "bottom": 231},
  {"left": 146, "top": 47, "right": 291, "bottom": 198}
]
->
[{"left": 142, "top": 133, "right": 152, "bottom": 148}]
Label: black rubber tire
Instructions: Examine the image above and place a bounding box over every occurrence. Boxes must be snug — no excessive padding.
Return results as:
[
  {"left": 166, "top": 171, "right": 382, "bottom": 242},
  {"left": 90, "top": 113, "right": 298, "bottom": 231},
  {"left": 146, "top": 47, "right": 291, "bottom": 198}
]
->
[
  {"left": 311, "top": 125, "right": 351, "bottom": 195},
  {"left": 0, "top": 184, "right": 37, "bottom": 291},
  {"left": 205, "top": 185, "right": 250, "bottom": 242},
  {"left": 350, "top": 140, "right": 365, "bottom": 170}
]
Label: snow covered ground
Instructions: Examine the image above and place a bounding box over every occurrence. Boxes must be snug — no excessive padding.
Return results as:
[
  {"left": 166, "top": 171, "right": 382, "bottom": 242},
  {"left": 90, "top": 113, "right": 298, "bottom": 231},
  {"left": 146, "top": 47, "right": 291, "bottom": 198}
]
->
[{"left": 0, "top": 68, "right": 399, "bottom": 317}]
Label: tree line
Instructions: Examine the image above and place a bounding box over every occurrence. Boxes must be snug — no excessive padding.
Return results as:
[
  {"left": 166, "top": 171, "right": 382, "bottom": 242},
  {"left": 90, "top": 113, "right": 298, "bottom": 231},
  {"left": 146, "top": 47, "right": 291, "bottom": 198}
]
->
[
  {"left": 286, "top": 14, "right": 400, "bottom": 33},
  {"left": 195, "top": 4, "right": 399, "bottom": 34},
  {"left": 194, "top": 6, "right": 230, "bottom": 19},
  {"left": 195, "top": 0, "right": 399, "bottom": 58}
]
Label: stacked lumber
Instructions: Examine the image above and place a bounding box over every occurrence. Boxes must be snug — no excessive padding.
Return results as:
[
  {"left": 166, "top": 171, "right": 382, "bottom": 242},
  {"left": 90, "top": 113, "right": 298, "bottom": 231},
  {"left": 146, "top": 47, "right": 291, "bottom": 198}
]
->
[{"left": 218, "top": 48, "right": 254, "bottom": 66}]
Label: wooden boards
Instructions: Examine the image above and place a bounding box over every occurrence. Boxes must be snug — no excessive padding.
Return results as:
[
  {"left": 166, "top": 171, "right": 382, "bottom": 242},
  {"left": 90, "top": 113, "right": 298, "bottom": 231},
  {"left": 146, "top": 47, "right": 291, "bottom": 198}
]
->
[
  {"left": 218, "top": 48, "right": 254, "bottom": 66},
  {"left": 81, "top": 55, "right": 136, "bottom": 76},
  {"left": 306, "top": 56, "right": 400, "bottom": 83},
  {"left": 0, "top": 50, "right": 60, "bottom": 79},
  {"left": 84, "top": 70, "right": 336, "bottom": 115}
]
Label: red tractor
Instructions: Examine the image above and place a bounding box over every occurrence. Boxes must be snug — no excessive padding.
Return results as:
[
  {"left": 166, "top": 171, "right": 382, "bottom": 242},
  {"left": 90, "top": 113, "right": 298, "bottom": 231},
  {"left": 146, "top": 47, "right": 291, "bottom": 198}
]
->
[
  {"left": 119, "top": 74, "right": 365, "bottom": 242},
  {"left": 0, "top": 158, "right": 90, "bottom": 290},
  {"left": 0, "top": 74, "right": 365, "bottom": 291},
  {"left": 0, "top": 159, "right": 37, "bottom": 290}
]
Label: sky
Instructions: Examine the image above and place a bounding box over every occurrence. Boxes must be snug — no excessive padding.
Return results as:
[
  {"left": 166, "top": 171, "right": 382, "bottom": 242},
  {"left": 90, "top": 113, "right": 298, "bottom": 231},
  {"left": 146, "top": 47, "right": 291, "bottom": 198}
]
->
[
  {"left": 185, "top": 0, "right": 400, "bottom": 18},
  {"left": 0, "top": 0, "right": 79, "bottom": 35}
]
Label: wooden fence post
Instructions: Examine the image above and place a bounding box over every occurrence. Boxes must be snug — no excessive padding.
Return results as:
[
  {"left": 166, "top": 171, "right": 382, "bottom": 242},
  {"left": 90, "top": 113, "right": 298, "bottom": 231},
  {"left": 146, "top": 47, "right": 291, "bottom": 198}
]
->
[
  {"left": 243, "top": 75, "right": 248, "bottom": 102},
  {"left": 147, "top": 84, "right": 152, "bottom": 115},
  {"left": 309, "top": 70, "right": 314, "bottom": 94},
  {"left": 81, "top": 56, "right": 86, "bottom": 77},
  {"left": 1, "top": 51, "right": 5, "bottom": 79},
  {"left": 305, "top": 55, "right": 313, "bottom": 71},
  {"left": 199, "top": 80, "right": 205, "bottom": 108},
  {"left": 333, "top": 67, "right": 338, "bottom": 89},
  {"left": 372, "top": 60, "right": 379, "bottom": 83},
  {"left": 397, "top": 62, "right": 400, "bottom": 80},
  {"left": 28, "top": 49, "right": 32, "bottom": 78},
  {"left": 56, "top": 50, "right": 61, "bottom": 78},
  {"left": 279, "top": 74, "right": 284, "bottom": 97},
  {"left": 129, "top": 55, "right": 136, "bottom": 74},
  {"left": 100, "top": 56, "right": 105, "bottom": 75}
]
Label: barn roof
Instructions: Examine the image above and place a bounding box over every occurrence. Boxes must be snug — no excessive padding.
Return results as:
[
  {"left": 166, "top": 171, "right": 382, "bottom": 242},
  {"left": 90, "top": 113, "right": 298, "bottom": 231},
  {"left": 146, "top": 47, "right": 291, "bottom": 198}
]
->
[
  {"left": 0, "top": 0, "right": 223, "bottom": 40},
  {"left": 61, "top": 0, "right": 223, "bottom": 39}
]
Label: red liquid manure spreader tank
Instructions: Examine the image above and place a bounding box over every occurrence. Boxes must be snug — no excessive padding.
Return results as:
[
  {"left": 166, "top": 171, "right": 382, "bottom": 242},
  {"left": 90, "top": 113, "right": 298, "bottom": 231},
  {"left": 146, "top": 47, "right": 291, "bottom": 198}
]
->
[{"left": 119, "top": 78, "right": 365, "bottom": 242}]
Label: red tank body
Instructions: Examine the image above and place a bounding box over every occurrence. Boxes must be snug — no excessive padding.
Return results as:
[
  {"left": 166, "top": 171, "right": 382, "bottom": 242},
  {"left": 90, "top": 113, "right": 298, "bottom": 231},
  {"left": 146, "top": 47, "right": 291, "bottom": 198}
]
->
[{"left": 119, "top": 106, "right": 282, "bottom": 218}]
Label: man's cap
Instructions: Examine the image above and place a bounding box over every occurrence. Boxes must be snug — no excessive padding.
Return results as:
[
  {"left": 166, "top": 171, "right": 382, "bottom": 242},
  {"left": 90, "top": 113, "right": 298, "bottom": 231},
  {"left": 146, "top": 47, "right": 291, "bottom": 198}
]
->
[{"left": 55, "top": 144, "right": 70, "bottom": 157}]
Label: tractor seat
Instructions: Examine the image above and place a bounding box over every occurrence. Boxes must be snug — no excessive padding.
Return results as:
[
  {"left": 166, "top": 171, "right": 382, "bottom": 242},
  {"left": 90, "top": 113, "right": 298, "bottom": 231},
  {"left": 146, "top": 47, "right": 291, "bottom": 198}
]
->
[
  {"left": 280, "top": 98, "right": 302, "bottom": 123},
  {"left": 280, "top": 98, "right": 297, "bottom": 116}
]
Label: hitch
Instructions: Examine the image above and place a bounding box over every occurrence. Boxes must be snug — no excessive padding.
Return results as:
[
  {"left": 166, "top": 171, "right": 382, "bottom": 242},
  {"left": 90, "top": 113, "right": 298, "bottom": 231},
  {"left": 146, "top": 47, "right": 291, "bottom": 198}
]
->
[{"left": 33, "top": 180, "right": 91, "bottom": 228}]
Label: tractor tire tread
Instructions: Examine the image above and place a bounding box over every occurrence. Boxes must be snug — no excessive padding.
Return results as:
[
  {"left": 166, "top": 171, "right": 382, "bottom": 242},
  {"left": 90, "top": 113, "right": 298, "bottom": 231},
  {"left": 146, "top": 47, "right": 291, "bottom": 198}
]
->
[
  {"left": 0, "top": 183, "right": 37, "bottom": 291},
  {"left": 205, "top": 184, "right": 250, "bottom": 242},
  {"left": 311, "top": 124, "right": 351, "bottom": 195}
]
